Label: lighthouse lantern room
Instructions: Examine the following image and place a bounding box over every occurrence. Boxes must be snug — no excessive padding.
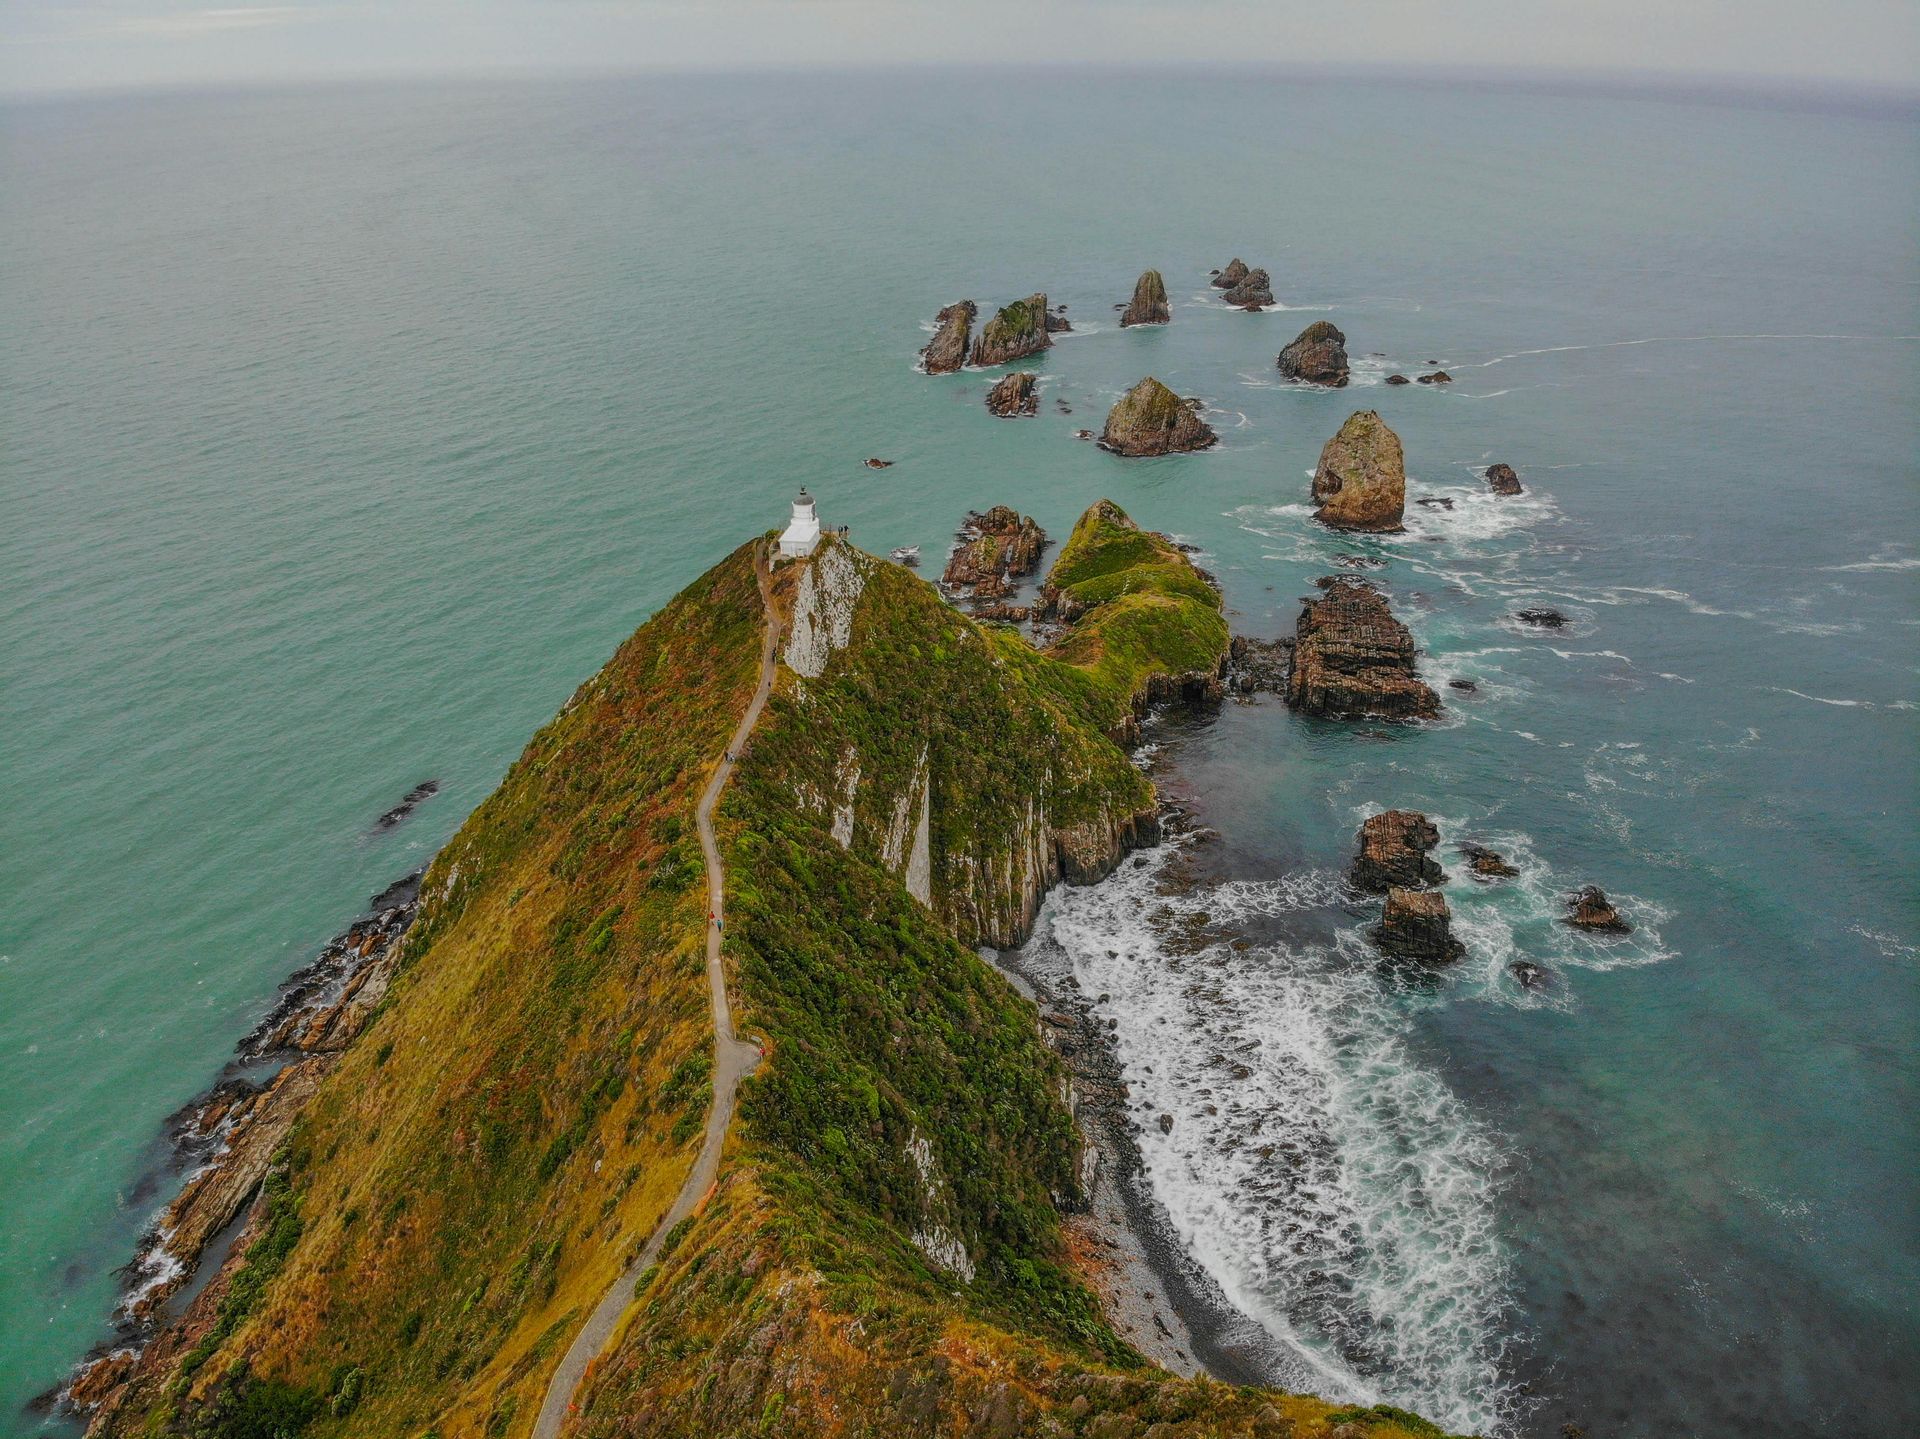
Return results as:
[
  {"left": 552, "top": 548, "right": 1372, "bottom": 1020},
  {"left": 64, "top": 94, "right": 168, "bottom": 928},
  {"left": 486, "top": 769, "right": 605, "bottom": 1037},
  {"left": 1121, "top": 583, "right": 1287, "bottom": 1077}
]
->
[{"left": 778, "top": 487, "right": 822, "bottom": 558}]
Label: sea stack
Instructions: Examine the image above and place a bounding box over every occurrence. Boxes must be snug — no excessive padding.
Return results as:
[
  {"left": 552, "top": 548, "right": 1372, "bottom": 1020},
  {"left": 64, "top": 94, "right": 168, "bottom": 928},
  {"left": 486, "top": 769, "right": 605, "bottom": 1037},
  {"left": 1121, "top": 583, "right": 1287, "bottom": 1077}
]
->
[
  {"left": 1214, "top": 258, "right": 1250, "bottom": 289},
  {"left": 1351, "top": 810, "right": 1444, "bottom": 892},
  {"left": 1486, "top": 463, "right": 1524, "bottom": 495},
  {"left": 921, "top": 300, "right": 976, "bottom": 375},
  {"left": 1374, "top": 887, "right": 1465, "bottom": 963},
  {"left": 985, "top": 371, "right": 1039, "bottom": 417},
  {"left": 942, "top": 506, "right": 1048, "bottom": 602},
  {"left": 1286, "top": 577, "right": 1440, "bottom": 721},
  {"left": 1120, "top": 270, "right": 1171, "bottom": 327},
  {"left": 1099, "top": 377, "right": 1217, "bottom": 456},
  {"left": 1313, "top": 410, "right": 1406, "bottom": 532},
  {"left": 1277, "top": 320, "right": 1350, "bottom": 386},
  {"left": 970, "top": 293, "right": 1053, "bottom": 368},
  {"left": 1222, "top": 267, "right": 1273, "bottom": 310}
]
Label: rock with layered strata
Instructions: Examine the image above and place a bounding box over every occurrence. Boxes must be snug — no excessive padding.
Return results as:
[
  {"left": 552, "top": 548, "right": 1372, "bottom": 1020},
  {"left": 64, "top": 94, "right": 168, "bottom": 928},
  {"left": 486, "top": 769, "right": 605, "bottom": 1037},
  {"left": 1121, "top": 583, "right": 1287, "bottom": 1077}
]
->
[
  {"left": 1312, "top": 410, "right": 1406, "bottom": 532},
  {"left": 1222, "top": 267, "right": 1273, "bottom": 309},
  {"left": 1566, "top": 886, "right": 1631, "bottom": 933},
  {"left": 1120, "top": 269, "right": 1171, "bottom": 327},
  {"left": 985, "top": 371, "right": 1039, "bottom": 417},
  {"left": 1373, "top": 887, "right": 1464, "bottom": 963},
  {"left": 1098, "top": 376, "right": 1217, "bottom": 456},
  {"left": 921, "top": 300, "right": 976, "bottom": 375},
  {"left": 970, "top": 294, "right": 1053, "bottom": 368},
  {"left": 1286, "top": 577, "right": 1440, "bottom": 721},
  {"left": 1276, "top": 320, "right": 1350, "bottom": 385},
  {"left": 943, "top": 506, "right": 1047, "bottom": 602},
  {"left": 1461, "top": 842, "right": 1520, "bottom": 879},
  {"left": 1351, "top": 810, "right": 1444, "bottom": 892}
]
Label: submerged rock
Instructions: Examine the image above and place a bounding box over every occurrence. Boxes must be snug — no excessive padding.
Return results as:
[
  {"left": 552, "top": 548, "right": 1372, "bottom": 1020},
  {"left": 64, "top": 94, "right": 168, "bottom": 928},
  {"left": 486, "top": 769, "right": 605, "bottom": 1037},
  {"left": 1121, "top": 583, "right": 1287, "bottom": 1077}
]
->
[
  {"left": 1415, "top": 370, "right": 1453, "bottom": 385},
  {"left": 1120, "top": 269, "right": 1171, "bottom": 327},
  {"left": 942, "top": 506, "right": 1048, "bottom": 602},
  {"left": 921, "top": 300, "right": 976, "bottom": 375},
  {"left": 1515, "top": 608, "right": 1568, "bottom": 629},
  {"left": 1098, "top": 376, "right": 1218, "bottom": 456},
  {"left": 1511, "top": 961, "right": 1551, "bottom": 989},
  {"left": 970, "top": 293, "right": 1052, "bottom": 368},
  {"left": 1312, "top": 410, "right": 1406, "bottom": 532},
  {"left": 1385, "top": 373, "right": 1411, "bottom": 386},
  {"left": 1214, "top": 258, "right": 1250, "bottom": 289},
  {"left": 1286, "top": 577, "right": 1440, "bottom": 721},
  {"left": 1485, "top": 462, "right": 1524, "bottom": 495},
  {"left": 1276, "top": 320, "right": 1350, "bottom": 386},
  {"left": 1373, "top": 887, "right": 1464, "bottom": 964},
  {"left": 1351, "top": 810, "right": 1444, "bottom": 892},
  {"left": 1449, "top": 678, "right": 1478, "bottom": 692},
  {"left": 985, "top": 371, "right": 1039, "bottom": 418},
  {"left": 1566, "top": 885, "right": 1632, "bottom": 933},
  {"left": 1222, "top": 267, "right": 1273, "bottom": 310},
  {"left": 375, "top": 779, "right": 438, "bottom": 830},
  {"left": 1460, "top": 842, "right": 1520, "bottom": 879}
]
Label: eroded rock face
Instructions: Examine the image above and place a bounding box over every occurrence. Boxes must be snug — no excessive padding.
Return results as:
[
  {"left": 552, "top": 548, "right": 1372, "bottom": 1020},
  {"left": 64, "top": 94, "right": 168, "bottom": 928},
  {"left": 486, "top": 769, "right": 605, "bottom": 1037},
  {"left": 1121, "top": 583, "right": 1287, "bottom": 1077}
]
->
[
  {"left": 1485, "top": 462, "right": 1524, "bottom": 495},
  {"left": 1222, "top": 267, "right": 1273, "bottom": 310},
  {"left": 921, "top": 300, "right": 976, "bottom": 375},
  {"left": 1214, "top": 258, "right": 1250, "bottom": 289},
  {"left": 1098, "top": 376, "right": 1217, "bottom": 456},
  {"left": 1312, "top": 410, "right": 1406, "bottom": 532},
  {"left": 1286, "top": 577, "right": 1440, "bottom": 721},
  {"left": 1566, "top": 885, "right": 1631, "bottom": 933},
  {"left": 1373, "top": 887, "right": 1464, "bottom": 963},
  {"left": 1351, "top": 810, "right": 1443, "bottom": 893},
  {"left": 985, "top": 371, "right": 1039, "bottom": 417},
  {"left": 970, "top": 293, "right": 1052, "bottom": 368},
  {"left": 1277, "top": 320, "right": 1350, "bottom": 386},
  {"left": 943, "top": 506, "right": 1048, "bottom": 602},
  {"left": 1461, "top": 842, "right": 1520, "bottom": 879},
  {"left": 1120, "top": 269, "right": 1171, "bottom": 327}
]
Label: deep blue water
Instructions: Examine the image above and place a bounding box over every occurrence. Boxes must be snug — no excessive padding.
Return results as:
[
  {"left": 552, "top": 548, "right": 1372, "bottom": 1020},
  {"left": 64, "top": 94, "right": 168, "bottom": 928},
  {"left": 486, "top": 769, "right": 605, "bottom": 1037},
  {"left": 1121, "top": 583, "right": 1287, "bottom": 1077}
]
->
[{"left": 3, "top": 70, "right": 1915, "bottom": 1436}]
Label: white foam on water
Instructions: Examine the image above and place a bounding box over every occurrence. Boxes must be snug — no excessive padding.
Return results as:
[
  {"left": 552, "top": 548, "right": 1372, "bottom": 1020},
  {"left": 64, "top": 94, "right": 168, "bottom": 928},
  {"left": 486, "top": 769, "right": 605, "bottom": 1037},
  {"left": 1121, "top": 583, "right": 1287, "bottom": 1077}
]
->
[{"left": 1041, "top": 845, "right": 1525, "bottom": 1436}]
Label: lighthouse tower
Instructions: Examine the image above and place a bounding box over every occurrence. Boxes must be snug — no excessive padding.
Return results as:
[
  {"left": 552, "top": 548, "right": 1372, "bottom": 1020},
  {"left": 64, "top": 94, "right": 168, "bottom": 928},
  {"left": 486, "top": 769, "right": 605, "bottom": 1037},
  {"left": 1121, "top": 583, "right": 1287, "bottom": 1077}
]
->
[{"left": 778, "top": 487, "right": 822, "bottom": 558}]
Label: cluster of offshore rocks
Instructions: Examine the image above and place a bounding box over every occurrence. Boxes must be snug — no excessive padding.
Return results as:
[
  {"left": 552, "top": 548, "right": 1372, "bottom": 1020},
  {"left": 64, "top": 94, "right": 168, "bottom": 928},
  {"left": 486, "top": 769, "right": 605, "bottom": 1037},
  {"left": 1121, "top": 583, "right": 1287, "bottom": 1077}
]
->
[
  {"left": 1345, "top": 808, "right": 1633, "bottom": 975},
  {"left": 1209, "top": 257, "right": 1274, "bottom": 310},
  {"left": 940, "top": 506, "right": 1050, "bottom": 613}
]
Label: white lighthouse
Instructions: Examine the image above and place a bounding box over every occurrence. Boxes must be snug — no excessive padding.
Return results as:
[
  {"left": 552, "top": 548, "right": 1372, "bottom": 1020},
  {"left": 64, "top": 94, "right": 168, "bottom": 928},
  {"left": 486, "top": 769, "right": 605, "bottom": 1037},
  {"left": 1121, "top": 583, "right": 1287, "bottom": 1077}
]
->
[{"left": 778, "top": 487, "right": 822, "bottom": 558}]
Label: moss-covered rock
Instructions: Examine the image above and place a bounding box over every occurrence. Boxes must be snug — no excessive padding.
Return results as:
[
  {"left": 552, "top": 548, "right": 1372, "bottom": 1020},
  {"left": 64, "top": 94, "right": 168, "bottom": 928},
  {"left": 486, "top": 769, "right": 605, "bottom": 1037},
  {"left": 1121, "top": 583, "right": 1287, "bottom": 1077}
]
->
[
  {"left": 1098, "top": 377, "right": 1217, "bottom": 457},
  {"left": 1119, "top": 269, "right": 1170, "bottom": 327},
  {"left": 969, "top": 293, "right": 1052, "bottom": 368},
  {"left": 1312, "top": 409, "right": 1406, "bottom": 531},
  {"left": 1278, "top": 319, "right": 1350, "bottom": 385}
]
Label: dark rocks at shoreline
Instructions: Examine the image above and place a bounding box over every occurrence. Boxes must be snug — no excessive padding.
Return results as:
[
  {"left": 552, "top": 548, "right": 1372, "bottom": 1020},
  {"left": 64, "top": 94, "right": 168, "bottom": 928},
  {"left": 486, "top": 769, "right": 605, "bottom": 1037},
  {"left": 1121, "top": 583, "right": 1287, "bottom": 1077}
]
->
[
  {"left": 1313, "top": 410, "right": 1406, "bottom": 532},
  {"left": 1099, "top": 376, "right": 1218, "bottom": 456},
  {"left": 1449, "top": 678, "right": 1478, "bottom": 693},
  {"left": 1221, "top": 267, "right": 1273, "bottom": 310},
  {"left": 1120, "top": 269, "right": 1172, "bottom": 327},
  {"left": 985, "top": 371, "right": 1039, "bottom": 418},
  {"left": 1286, "top": 577, "right": 1441, "bottom": 722},
  {"left": 970, "top": 293, "right": 1053, "bottom": 368},
  {"left": 1486, "top": 462, "right": 1524, "bottom": 495},
  {"left": 1351, "top": 810, "right": 1444, "bottom": 893},
  {"left": 942, "top": 506, "right": 1048, "bottom": 603},
  {"left": 1225, "top": 634, "right": 1292, "bottom": 695},
  {"left": 1277, "top": 320, "right": 1350, "bottom": 386},
  {"left": 1566, "top": 885, "right": 1632, "bottom": 933},
  {"left": 921, "top": 299, "right": 976, "bottom": 375},
  {"left": 1213, "top": 258, "right": 1250, "bottom": 289},
  {"left": 375, "top": 779, "right": 438, "bottom": 829},
  {"left": 1415, "top": 370, "right": 1453, "bottom": 385},
  {"left": 1385, "top": 374, "right": 1411, "bottom": 386},
  {"left": 1372, "top": 886, "right": 1465, "bottom": 964},
  {"left": 1460, "top": 842, "right": 1520, "bottom": 879},
  {"left": 1515, "top": 607, "right": 1569, "bottom": 629}
]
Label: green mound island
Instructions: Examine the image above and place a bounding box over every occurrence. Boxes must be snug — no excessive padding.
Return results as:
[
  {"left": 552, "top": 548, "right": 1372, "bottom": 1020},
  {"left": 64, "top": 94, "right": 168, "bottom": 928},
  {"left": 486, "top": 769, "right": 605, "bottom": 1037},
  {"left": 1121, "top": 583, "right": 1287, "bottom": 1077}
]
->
[{"left": 85, "top": 501, "right": 1463, "bottom": 1439}]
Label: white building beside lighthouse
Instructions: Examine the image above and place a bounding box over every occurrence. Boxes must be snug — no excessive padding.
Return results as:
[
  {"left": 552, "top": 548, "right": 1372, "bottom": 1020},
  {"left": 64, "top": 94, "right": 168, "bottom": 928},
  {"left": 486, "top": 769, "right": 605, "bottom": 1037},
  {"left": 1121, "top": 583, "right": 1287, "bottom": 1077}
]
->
[{"left": 778, "top": 487, "right": 822, "bottom": 558}]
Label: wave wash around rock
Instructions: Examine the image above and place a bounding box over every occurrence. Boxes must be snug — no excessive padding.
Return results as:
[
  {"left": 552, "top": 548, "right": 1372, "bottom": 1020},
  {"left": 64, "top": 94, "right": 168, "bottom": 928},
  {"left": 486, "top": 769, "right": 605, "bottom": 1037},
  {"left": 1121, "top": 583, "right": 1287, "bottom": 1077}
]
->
[{"left": 85, "top": 507, "right": 1461, "bottom": 1439}]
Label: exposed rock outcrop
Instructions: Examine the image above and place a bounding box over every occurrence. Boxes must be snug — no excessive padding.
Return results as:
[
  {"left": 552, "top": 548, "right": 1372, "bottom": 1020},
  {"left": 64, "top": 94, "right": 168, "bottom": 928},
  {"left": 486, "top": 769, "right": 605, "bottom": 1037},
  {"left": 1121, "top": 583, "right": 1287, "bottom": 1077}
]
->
[
  {"left": 985, "top": 371, "right": 1039, "bottom": 417},
  {"left": 1416, "top": 370, "right": 1452, "bottom": 385},
  {"left": 1515, "top": 608, "right": 1568, "bottom": 629},
  {"left": 1098, "top": 377, "right": 1217, "bottom": 456},
  {"left": 1312, "top": 409, "right": 1406, "bottom": 532},
  {"left": 1046, "top": 308, "right": 1073, "bottom": 333},
  {"left": 865, "top": 457, "right": 894, "bottom": 470},
  {"left": 1351, "top": 810, "right": 1443, "bottom": 893},
  {"left": 1276, "top": 320, "right": 1350, "bottom": 386},
  {"left": 942, "top": 506, "right": 1048, "bottom": 602},
  {"left": 1566, "top": 886, "right": 1632, "bottom": 933},
  {"left": 1120, "top": 269, "right": 1171, "bottom": 327},
  {"left": 1485, "top": 462, "right": 1524, "bottom": 495},
  {"left": 1460, "top": 842, "right": 1520, "bottom": 879},
  {"left": 1213, "top": 258, "right": 1250, "bottom": 289},
  {"left": 1286, "top": 577, "right": 1440, "bottom": 721},
  {"left": 1226, "top": 634, "right": 1291, "bottom": 695},
  {"left": 1221, "top": 267, "right": 1273, "bottom": 310},
  {"left": 921, "top": 300, "right": 976, "bottom": 375},
  {"left": 1385, "top": 374, "right": 1411, "bottom": 386},
  {"left": 1373, "top": 887, "right": 1464, "bottom": 964},
  {"left": 970, "top": 293, "right": 1052, "bottom": 368}
]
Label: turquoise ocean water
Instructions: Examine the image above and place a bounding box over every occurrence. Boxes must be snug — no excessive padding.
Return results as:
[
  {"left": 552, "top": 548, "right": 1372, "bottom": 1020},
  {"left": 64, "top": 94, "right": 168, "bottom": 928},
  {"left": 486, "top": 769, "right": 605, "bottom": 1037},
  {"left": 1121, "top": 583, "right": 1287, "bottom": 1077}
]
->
[{"left": 3, "top": 71, "right": 1915, "bottom": 1436}]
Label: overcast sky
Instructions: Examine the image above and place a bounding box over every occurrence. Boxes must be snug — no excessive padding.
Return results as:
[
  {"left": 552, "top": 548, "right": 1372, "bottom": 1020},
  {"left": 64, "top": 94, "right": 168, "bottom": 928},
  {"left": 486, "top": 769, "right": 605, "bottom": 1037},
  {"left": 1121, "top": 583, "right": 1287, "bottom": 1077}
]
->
[{"left": 4, "top": 0, "right": 1918, "bottom": 99}]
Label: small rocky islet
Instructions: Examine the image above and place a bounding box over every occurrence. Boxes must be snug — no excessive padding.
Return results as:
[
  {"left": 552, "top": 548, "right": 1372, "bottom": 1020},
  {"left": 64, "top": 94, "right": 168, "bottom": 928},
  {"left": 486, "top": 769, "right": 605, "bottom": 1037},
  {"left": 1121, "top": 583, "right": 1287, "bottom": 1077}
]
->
[
  {"left": 1277, "top": 319, "right": 1351, "bottom": 385},
  {"left": 1118, "top": 268, "right": 1171, "bottom": 327},
  {"left": 1098, "top": 375, "right": 1216, "bottom": 456},
  {"left": 983, "top": 370, "right": 1038, "bottom": 417}
]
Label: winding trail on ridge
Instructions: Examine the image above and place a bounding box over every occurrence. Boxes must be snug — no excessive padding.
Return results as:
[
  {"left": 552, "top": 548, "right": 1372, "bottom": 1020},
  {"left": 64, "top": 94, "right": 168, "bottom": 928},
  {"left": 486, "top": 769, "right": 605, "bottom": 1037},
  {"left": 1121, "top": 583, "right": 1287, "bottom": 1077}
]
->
[{"left": 532, "top": 541, "right": 779, "bottom": 1438}]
